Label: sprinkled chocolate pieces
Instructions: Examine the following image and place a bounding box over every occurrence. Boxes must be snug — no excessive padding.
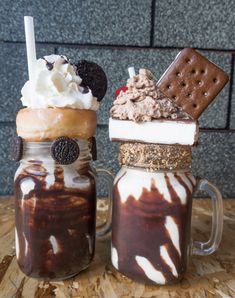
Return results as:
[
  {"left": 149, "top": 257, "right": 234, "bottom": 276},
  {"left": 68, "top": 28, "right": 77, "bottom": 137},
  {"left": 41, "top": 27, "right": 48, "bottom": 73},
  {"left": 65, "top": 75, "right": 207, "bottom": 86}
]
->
[
  {"left": 10, "top": 136, "right": 23, "bottom": 162},
  {"left": 43, "top": 57, "right": 54, "bottom": 71},
  {"left": 157, "top": 48, "right": 229, "bottom": 119},
  {"left": 51, "top": 137, "right": 80, "bottom": 165},
  {"left": 119, "top": 143, "right": 192, "bottom": 171},
  {"left": 110, "top": 68, "right": 189, "bottom": 122},
  {"left": 75, "top": 60, "right": 107, "bottom": 101}
]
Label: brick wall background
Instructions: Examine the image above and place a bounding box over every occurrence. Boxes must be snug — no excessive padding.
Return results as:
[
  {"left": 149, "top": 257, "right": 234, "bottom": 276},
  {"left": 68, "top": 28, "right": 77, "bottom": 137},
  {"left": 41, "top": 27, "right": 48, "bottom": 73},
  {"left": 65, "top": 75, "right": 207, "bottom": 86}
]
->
[{"left": 0, "top": 0, "right": 234, "bottom": 197}]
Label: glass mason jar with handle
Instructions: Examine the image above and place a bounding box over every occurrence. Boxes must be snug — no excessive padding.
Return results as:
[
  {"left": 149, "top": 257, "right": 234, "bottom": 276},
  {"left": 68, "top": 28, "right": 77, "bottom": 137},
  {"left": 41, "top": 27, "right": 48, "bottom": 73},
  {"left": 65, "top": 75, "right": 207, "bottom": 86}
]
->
[
  {"left": 111, "top": 166, "right": 223, "bottom": 285},
  {"left": 14, "top": 139, "right": 113, "bottom": 280}
]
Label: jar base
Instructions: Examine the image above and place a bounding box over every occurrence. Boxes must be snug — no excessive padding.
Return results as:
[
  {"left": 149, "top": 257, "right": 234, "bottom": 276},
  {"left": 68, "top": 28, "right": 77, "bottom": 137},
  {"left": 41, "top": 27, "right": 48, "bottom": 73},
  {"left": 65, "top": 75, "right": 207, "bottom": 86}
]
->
[
  {"left": 111, "top": 263, "right": 185, "bottom": 286},
  {"left": 18, "top": 263, "right": 90, "bottom": 281}
]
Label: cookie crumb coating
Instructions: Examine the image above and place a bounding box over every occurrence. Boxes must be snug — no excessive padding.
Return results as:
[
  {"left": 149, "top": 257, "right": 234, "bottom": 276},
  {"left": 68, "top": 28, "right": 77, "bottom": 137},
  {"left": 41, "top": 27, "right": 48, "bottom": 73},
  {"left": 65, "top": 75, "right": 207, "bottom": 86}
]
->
[{"left": 119, "top": 142, "right": 192, "bottom": 171}]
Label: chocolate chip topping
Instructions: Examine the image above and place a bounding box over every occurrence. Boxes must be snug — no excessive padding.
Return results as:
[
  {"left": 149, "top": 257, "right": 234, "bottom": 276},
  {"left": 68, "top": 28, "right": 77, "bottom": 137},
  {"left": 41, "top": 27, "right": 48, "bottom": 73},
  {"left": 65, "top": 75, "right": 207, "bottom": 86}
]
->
[
  {"left": 43, "top": 57, "right": 54, "bottom": 71},
  {"left": 61, "top": 56, "right": 69, "bottom": 64},
  {"left": 51, "top": 137, "right": 80, "bottom": 165},
  {"left": 46, "top": 61, "right": 54, "bottom": 71},
  {"left": 82, "top": 86, "right": 90, "bottom": 94},
  {"left": 10, "top": 136, "right": 23, "bottom": 162},
  {"left": 91, "top": 137, "right": 97, "bottom": 161},
  {"left": 75, "top": 60, "right": 107, "bottom": 101},
  {"left": 110, "top": 69, "right": 190, "bottom": 122}
]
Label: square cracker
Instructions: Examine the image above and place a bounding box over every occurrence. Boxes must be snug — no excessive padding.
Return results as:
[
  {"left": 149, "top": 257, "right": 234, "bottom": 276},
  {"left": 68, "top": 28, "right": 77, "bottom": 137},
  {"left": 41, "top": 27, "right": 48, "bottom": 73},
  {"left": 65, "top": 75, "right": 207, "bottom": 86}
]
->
[{"left": 157, "top": 48, "right": 229, "bottom": 119}]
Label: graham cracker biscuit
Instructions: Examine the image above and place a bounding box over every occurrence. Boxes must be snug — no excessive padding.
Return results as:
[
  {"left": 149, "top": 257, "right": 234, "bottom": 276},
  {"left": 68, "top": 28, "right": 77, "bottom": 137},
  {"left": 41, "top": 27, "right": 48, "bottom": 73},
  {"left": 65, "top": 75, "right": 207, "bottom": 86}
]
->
[
  {"left": 119, "top": 143, "right": 192, "bottom": 171},
  {"left": 157, "top": 48, "right": 229, "bottom": 119}
]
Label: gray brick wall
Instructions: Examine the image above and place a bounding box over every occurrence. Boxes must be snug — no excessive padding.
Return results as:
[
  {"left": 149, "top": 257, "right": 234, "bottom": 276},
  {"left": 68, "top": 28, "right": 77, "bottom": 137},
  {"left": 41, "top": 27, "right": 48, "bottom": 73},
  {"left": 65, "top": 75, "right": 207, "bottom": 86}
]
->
[{"left": 0, "top": 0, "right": 234, "bottom": 197}]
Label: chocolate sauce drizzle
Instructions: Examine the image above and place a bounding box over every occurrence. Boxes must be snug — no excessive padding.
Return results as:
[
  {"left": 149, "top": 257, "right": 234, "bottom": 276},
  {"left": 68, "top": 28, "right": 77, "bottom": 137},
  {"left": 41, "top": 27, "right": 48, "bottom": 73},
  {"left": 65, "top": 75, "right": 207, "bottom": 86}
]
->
[
  {"left": 45, "top": 61, "right": 54, "bottom": 71},
  {"left": 14, "top": 162, "right": 96, "bottom": 279},
  {"left": 61, "top": 56, "right": 69, "bottom": 64},
  {"left": 81, "top": 86, "right": 90, "bottom": 94},
  {"left": 112, "top": 171, "right": 195, "bottom": 284},
  {"left": 42, "top": 57, "right": 54, "bottom": 71}
]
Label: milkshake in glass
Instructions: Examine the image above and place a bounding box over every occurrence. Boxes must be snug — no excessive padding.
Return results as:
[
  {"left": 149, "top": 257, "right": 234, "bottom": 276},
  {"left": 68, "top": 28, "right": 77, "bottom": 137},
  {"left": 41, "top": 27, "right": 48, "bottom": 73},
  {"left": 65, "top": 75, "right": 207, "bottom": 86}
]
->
[
  {"left": 109, "top": 49, "right": 228, "bottom": 285},
  {"left": 12, "top": 18, "right": 112, "bottom": 280}
]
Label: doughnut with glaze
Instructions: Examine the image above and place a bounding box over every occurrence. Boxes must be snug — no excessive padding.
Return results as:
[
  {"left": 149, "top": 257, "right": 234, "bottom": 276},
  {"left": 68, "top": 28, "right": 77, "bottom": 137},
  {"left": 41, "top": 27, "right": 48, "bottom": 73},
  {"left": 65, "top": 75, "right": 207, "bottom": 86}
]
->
[{"left": 16, "top": 108, "right": 97, "bottom": 141}]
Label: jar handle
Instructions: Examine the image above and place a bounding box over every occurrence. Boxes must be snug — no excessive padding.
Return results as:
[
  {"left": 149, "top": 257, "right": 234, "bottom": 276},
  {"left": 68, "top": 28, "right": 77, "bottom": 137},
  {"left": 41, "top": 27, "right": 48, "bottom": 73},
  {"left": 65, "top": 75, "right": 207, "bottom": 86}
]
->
[
  {"left": 192, "top": 178, "right": 223, "bottom": 256},
  {"left": 96, "top": 168, "right": 114, "bottom": 237}
]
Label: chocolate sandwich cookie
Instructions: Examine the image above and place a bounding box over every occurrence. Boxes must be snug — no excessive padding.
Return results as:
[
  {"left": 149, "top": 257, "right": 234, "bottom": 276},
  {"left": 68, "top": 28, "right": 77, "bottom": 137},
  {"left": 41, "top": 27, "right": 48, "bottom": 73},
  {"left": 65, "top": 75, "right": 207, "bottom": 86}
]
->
[
  {"left": 157, "top": 48, "right": 229, "bottom": 120},
  {"left": 51, "top": 137, "right": 80, "bottom": 165},
  {"left": 119, "top": 143, "right": 192, "bottom": 171},
  {"left": 88, "top": 137, "right": 97, "bottom": 161},
  {"left": 10, "top": 136, "right": 23, "bottom": 162},
  {"left": 75, "top": 60, "right": 107, "bottom": 101}
]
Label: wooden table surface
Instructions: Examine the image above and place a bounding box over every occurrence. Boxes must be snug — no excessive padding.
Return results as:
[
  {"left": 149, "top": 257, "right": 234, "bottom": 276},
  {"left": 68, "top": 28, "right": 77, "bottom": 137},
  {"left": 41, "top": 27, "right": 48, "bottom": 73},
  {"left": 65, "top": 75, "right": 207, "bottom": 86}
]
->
[{"left": 0, "top": 197, "right": 235, "bottom": 298}]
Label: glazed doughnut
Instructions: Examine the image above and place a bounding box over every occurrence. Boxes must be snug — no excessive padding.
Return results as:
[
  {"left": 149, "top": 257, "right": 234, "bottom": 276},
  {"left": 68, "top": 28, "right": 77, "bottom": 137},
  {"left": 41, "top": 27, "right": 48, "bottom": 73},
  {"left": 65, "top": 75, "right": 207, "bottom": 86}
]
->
[{"left": 16, "top": 108, "right": 97, "bottom": 141}]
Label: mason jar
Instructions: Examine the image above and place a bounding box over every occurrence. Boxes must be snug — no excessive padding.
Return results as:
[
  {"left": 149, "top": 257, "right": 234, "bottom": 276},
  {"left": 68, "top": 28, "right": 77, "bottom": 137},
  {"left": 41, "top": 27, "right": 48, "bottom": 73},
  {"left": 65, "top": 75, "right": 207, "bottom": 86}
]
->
[
  {"left": 14, "top": 139, "right": 112, "bottom": 280},
  {"left": 111, "top": 166, "right": 223, "bottom": 285}
]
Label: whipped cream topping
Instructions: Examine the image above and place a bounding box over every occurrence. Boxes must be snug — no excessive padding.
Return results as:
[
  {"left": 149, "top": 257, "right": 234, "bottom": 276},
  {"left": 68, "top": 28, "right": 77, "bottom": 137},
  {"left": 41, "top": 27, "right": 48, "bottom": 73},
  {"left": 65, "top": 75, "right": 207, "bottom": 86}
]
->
[
  {"left": 110, "top": 69, "right": 189, "bottom": 122},
  {"left": 21, "top": 55, "right": 99, "bottom": 110}
]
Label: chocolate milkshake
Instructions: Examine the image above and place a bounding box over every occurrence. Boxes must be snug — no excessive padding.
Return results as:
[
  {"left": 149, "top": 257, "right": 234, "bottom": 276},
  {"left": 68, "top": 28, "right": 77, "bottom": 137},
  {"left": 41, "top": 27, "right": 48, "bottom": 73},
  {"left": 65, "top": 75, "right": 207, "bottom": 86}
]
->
[
  {"left": 14, "top": 140, "right": 96, "bottom": 279},
  {"left": 109, "top": 49, "right": 227, "bottom": 285},
  {"left": 13, "top": 54, "right": 110, "bottom": 280},
  {"left": 112, "top": 168, "right": 196, "bottom": 284}
]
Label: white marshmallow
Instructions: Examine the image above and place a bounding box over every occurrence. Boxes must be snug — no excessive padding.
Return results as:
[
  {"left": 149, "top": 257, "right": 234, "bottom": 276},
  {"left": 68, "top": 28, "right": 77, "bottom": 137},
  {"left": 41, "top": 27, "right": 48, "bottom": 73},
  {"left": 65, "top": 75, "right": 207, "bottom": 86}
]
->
[{"left": 109, "top": 118, "right": 198, "bottom": 145}]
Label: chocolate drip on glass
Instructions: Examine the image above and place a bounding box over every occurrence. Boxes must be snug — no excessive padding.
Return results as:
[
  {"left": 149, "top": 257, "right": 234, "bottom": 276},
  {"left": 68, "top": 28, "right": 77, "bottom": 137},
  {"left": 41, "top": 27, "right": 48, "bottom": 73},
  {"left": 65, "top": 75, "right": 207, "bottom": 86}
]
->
[
  {"left": 14, "top": 140, "right": 97, "bottom": 280},
  {"left": 112, "top": 170, "right": 195, "bottom": 284}
]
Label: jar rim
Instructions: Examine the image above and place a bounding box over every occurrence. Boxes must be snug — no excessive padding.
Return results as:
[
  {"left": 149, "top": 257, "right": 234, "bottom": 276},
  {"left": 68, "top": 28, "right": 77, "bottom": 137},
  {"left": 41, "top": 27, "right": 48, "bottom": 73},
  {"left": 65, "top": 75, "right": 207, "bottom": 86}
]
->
[
  {"left": 122, "top": 165, "right": 192, "bottom": 173},
  {"left": 20, "top": 138, "right": 92, "bottom": 165},
  {"left": 24, "top": 139, "right": 90, "bottom": 149}
]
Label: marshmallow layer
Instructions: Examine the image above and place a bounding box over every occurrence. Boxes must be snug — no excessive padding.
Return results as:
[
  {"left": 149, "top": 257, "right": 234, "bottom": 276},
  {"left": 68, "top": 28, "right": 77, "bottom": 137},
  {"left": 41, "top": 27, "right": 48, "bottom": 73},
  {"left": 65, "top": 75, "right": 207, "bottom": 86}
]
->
[{"left": 109, "top": 118, "right": 198, "bottom": 145}]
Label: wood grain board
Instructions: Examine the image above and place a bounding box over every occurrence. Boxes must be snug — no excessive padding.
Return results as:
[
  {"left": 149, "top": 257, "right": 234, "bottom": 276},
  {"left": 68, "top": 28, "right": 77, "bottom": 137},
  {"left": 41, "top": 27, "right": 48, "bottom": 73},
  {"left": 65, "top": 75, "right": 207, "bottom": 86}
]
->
[{"left": 0, "top": 197, "right": 235, "bottom": 298}]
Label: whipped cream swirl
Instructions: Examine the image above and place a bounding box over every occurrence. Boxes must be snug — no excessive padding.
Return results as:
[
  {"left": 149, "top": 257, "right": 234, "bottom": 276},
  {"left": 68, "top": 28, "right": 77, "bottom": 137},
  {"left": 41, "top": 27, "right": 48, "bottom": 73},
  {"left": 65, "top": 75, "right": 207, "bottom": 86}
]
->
[
  {"left": 21, "top": 55, "right": 99, "bottom": 110},
  {"left": 110, "top": 69, "right": 189, "bottom": 122}
]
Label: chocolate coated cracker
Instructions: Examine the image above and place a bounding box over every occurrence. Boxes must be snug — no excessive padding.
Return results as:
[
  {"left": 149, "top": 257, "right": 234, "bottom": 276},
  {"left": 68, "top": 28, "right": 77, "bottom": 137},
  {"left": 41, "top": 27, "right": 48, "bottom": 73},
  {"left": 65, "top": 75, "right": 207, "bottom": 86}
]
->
[{"left": 157, "top": 48, "right": 229, "bottom": 119}]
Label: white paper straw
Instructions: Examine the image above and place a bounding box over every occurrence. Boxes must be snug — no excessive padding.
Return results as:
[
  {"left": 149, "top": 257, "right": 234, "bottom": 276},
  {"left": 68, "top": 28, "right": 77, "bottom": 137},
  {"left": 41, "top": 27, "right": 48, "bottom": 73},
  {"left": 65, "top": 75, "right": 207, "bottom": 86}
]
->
[
  {"left": 128, "top": 67, "right": 136, "bottom": 78},
  {"left": 24, "top": 16, "right": 37, "bottom": 84}
]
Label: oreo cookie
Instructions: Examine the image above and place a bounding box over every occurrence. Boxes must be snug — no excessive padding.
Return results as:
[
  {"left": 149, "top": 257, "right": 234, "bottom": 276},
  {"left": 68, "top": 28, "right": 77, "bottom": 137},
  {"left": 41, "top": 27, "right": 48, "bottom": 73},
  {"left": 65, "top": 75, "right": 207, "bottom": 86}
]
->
[
  {"left": 10, "top": 136, "right": 23, "bottom": 162},
  {"left": 51, "top": 137, "right": 80, "bottom": 165},
  {"left": 91, "top": 137, "right": 97, "bottom": 161},
  {"left": 75, "top": 60, "right": 107, "bottom": 101}
]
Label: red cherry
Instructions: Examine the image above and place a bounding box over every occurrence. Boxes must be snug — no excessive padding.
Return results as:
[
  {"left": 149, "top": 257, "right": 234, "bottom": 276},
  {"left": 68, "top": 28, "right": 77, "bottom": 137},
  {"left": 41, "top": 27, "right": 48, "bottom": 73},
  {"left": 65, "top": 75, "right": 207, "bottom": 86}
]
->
[{"left": 115, "top": 86, "right": 128, "bottom": 98}]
